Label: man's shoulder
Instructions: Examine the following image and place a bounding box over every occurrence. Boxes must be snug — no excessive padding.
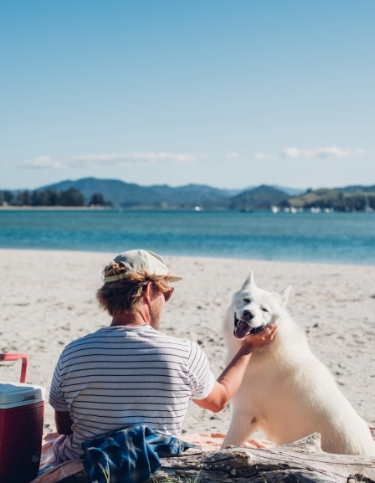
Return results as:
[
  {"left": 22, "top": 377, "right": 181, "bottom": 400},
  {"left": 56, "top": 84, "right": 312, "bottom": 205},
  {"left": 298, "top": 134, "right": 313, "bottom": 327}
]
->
[
  {"left": 151, "top": 328, "right": 194, "bottom": 347},
  {"left": 61, "top": 327, "right": 108, "bottom": 356},
  {"left": 150, "top": 329, "right": 204, "bottom": 360},
  {"left": 60, "top": 326, "right": 200, "bottom": 361}
]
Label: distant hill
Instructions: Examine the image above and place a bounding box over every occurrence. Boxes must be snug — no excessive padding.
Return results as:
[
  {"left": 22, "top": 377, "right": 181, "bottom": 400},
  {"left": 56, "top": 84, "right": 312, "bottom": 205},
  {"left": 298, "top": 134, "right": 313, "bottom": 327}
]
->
[
  {"left": 9, "top": 178, "right": 374, "bottom": 211},
  {"left": 239, "top": 185, "right": 304, "bottom": 197},
  {"left": 37, "top": 178, "right": 294, "bottom": 210},
  {"left": 38, "top": 178, "right": 233, "bottom": 208},
  {"left": 272, "top": 185, "right": 306, "bottom": 196},
  {"left": 339, "top": 185, "right": 375, "bottom": 194},
  {"left": 228, "top": 185, "right": 289, "bottom": 210},
  {"left": 283, "top": 186, "right": 375, "bottom": 211},
  {"left": 40, "top": 178, "right": 169, "bottom": 207}
]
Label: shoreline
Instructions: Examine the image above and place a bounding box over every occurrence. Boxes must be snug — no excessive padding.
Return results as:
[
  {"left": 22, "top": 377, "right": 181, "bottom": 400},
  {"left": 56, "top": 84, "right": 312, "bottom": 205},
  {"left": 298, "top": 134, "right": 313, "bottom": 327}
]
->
[
  {"left": 1, "top": 249, "right": 374, "bottom": 435},
  {"left": 1, "top": 205, "right": 375, "bottom": 213},
  {"left": 0, "top": 206, "right": 112, "bottom": 211},
  {"left": 0, "top": 245, "right": 374, "bottom": 267}
]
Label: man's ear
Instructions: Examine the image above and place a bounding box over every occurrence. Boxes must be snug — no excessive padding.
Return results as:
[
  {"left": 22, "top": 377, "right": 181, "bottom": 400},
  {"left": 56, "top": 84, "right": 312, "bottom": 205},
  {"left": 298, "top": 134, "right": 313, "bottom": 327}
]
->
[
  {"left": 143, "top": 282, "right": 152, "bottom": 303},
  {"left": 279, "top": 285, "right": 292, "bottom": 307}
]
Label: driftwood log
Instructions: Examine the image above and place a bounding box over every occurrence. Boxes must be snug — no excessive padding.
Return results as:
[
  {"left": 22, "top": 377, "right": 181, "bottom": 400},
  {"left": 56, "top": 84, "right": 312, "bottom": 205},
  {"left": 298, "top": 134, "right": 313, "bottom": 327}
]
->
[{"left": 61, "top": 433, "right": 375, "bottom": 483}]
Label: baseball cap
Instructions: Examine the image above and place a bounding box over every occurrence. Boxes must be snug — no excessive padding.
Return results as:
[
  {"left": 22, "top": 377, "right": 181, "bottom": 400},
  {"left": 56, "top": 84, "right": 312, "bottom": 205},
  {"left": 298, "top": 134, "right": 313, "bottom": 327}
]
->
[{"left": 103, "top": 249, "right": 183, "bottom": 283}]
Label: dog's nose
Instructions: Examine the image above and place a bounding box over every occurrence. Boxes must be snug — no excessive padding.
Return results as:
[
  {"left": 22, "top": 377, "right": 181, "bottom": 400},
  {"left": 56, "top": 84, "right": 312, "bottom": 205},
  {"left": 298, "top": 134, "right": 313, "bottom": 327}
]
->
[{"left": 243, "top": 310, "right": 254, "bottom": 319}]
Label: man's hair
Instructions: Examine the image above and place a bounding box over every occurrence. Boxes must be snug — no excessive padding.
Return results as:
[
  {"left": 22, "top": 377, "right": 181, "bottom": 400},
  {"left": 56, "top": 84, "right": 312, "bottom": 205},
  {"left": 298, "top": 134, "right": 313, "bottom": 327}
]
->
[{"left": 96, "top": 261, "right": 172, "bottom": 316}]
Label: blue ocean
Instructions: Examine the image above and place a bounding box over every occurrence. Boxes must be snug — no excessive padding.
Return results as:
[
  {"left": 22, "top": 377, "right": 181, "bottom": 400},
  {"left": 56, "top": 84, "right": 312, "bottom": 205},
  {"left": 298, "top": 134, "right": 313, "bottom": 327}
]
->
[{"left": 0, "top": 210, "right": 374, "bottom": 265}]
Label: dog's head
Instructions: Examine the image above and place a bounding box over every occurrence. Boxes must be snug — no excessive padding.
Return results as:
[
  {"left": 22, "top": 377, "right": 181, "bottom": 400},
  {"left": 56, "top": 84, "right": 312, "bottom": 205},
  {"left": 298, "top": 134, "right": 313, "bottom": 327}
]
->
[{"left": 231, "top": 272, "right": 291, "bottom": 340}]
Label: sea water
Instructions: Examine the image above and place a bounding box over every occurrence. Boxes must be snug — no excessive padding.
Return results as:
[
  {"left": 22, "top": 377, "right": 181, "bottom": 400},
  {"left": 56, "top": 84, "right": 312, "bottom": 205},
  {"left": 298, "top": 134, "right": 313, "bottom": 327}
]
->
[{"left": 0, "top": 210, "right": 374, "bottom": 265}]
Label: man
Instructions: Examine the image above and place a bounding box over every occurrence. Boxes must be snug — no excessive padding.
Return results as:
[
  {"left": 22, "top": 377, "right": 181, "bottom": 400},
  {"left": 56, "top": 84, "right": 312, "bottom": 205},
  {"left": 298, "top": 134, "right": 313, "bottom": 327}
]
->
[{"left": 49, "top": 249, "right": 276, "bottom": 464}]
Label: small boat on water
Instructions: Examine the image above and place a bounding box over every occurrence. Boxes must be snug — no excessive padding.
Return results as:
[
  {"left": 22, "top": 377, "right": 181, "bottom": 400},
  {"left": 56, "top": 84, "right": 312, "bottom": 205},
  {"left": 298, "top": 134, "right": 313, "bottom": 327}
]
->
[{"left": 365, "top": 196, "right": 374, "bottom": 212}]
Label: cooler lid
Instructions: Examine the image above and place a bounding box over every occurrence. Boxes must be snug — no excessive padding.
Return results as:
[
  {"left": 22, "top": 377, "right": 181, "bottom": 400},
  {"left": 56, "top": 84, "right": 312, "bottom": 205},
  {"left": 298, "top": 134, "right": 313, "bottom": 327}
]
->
[{"left": 0, "top": 382, "right": 45, "bottom": 406}]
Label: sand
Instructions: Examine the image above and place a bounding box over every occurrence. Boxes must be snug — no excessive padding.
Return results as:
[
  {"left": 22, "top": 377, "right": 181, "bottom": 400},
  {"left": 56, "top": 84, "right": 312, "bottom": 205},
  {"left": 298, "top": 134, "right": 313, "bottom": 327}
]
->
[{"left": 1, "top": 249, "right": 375, "bottom": 436}]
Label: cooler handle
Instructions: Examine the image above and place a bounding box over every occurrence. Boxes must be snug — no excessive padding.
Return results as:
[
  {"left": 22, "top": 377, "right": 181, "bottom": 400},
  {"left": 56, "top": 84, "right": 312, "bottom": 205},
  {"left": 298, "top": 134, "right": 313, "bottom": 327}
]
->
[{"left": 0, "top": 353, "right": 28, "bottom": 383}]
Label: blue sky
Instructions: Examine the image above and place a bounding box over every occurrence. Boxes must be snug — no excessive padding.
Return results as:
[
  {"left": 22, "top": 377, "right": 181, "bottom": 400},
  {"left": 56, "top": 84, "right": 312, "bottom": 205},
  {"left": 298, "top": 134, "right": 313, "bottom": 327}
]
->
[{"left": 1, "top": 0, "right": 374, "bottom": 190}]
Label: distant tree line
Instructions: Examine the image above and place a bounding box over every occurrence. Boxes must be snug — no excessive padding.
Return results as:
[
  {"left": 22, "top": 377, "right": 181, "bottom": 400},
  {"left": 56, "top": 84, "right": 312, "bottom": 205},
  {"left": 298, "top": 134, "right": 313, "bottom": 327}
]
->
[{"left": 0, "top": 188, "right": 108, "bottom": 207}]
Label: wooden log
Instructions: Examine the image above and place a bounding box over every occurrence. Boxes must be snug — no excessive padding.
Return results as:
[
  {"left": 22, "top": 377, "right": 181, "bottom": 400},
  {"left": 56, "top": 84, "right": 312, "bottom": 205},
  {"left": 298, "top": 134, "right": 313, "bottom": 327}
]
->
[{"left": 60, "top": 433, "right": 375, "bottom": 483}]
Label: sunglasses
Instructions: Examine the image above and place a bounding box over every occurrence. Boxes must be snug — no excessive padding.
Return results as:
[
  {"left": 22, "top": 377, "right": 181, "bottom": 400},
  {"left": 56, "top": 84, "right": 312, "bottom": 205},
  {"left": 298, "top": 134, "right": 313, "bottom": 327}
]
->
[{"left": 163, "top": 287, "right": 174, "bottom": 302}]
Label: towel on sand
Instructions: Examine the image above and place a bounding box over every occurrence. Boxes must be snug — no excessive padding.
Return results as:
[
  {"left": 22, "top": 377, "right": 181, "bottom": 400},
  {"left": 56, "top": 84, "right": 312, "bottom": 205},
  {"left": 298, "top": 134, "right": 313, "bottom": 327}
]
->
[{"left": 81, "top": 425, "right": 197, "bottom": 483}]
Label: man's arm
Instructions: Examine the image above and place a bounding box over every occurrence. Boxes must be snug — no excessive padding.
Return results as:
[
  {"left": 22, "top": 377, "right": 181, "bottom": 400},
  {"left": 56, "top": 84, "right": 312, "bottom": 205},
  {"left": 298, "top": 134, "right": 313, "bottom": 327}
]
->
[
  {"left": 193, "top": 325, "right": 276, "bottom": 413},
  {"left": 55, "top": 410, "right": 74, "bottom": 435}
]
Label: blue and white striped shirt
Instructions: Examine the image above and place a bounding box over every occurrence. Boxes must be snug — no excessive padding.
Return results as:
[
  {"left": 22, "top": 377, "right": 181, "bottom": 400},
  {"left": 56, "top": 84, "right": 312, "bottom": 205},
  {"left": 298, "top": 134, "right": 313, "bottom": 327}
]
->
[{"left": 49, "top": 324, "right": 215, "bottom": 463}]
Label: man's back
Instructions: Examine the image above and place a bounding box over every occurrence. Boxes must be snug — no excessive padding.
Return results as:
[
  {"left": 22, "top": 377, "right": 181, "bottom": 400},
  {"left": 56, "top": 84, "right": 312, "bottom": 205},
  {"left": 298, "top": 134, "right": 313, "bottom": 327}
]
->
[{"left": 50, "top": 324, "right": 214, "bottom": 463}]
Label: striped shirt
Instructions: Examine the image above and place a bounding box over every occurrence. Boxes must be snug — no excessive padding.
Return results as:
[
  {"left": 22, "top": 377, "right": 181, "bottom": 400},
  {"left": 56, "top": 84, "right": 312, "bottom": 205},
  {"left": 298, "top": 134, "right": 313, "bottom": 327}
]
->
[{"left": 49, "top": 324, "right": 215, "bottom": 463}]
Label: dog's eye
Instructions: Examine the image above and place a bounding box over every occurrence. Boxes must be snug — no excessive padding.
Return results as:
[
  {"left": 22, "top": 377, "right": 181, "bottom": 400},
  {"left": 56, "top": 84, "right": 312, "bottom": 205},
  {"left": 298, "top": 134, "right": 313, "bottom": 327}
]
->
[
  {"left": 243, "top": 298, "right": 250, "bottom": 304},
  {"left": 261, "top": 307, "right": 268, "bottom": 312}
]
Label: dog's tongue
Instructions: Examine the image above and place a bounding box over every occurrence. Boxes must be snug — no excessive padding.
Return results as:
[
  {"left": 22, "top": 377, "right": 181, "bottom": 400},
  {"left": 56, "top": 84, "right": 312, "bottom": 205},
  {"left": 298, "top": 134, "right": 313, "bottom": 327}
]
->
[{"left": 235, "top": 320, "right": 251, "bottom": 339}]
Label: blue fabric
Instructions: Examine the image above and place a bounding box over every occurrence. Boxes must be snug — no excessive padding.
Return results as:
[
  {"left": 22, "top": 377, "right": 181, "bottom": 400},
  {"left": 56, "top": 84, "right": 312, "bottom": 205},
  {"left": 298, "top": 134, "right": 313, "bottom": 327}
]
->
[{"left": 81, "top": 425, "right": 198, "bottom": 483}]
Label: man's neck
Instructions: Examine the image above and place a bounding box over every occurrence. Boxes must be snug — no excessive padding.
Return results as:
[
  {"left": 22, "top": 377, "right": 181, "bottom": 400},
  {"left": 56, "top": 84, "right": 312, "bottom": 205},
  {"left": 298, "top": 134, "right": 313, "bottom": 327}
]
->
[{"left": 110, "top": 311, "right": 150, "bottom": 327}]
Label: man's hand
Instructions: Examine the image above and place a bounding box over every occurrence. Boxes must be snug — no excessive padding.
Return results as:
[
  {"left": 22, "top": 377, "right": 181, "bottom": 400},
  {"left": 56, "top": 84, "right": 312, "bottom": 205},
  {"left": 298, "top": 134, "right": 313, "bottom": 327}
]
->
[
  {"left": 242, "top": 324, "right": 277, "bottom": 351},
  {"left": 193, "top": 324, "right": 277, "bottom": 413}
]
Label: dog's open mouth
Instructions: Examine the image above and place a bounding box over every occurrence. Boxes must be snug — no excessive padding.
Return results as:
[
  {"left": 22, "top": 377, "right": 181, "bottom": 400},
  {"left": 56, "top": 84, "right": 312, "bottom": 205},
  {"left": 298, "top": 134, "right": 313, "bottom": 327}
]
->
[{"left": 234, "top": 313, "right": 265, "bottom": 339}]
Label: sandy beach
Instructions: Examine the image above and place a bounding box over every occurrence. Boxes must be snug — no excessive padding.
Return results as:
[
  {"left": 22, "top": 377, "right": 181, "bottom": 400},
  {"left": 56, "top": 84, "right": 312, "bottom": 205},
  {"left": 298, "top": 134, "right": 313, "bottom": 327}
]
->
[{"left": 1, "top": 249, "right": 374, "bottom": 436}]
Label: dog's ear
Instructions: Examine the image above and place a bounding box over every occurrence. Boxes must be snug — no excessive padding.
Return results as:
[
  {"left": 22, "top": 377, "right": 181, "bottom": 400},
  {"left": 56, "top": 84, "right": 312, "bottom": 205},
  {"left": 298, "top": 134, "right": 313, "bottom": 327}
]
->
[
  {"left": 279, "top": 285, "right": 292, "bottom": 307},
  {"left": 241, "top": 271, "right": 255, "bottom": 289}
]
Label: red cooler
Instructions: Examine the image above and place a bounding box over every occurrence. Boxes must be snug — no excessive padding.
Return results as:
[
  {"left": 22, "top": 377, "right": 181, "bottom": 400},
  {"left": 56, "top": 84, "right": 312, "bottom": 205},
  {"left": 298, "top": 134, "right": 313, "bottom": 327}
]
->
[{"left": 0, "top": 353, "right": 45, "bottom": 483}]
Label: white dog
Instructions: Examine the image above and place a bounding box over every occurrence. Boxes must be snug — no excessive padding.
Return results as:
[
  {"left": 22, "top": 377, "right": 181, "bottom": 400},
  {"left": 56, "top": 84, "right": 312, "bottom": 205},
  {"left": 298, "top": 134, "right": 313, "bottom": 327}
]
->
[{"left": 222, "top": 272, "right": 375, "bottom": 455}]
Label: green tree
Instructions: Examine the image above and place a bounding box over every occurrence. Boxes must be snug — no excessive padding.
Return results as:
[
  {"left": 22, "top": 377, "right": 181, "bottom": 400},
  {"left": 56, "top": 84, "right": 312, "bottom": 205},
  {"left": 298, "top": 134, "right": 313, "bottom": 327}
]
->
[
  {"left": 59, "top": 188, "right": 85, "bottom": 206},
  {"left": 31, "top": 190, "right": 46, "bottom": 206},
  {"left": 16, "top": 190, "right": 31, "bottom": 206},
  {"left": 23, "top": 190, "right": 31, "bottom": 205},
  {"left": 88, "top": 192, "right": 105, "bottom": 206},
  {"left": 3, "top": 191, "right": 14, "bottom": 205},
  {"left": 45, "top": 189, "right": 59, "bottom": 206}
]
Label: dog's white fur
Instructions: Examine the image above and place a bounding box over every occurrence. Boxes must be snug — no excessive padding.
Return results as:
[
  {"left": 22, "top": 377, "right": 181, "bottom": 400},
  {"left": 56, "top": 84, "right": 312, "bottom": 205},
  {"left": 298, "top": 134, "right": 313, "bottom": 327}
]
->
[{"left": 222, "top": 272, "right": 375, "bottom": 455}]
